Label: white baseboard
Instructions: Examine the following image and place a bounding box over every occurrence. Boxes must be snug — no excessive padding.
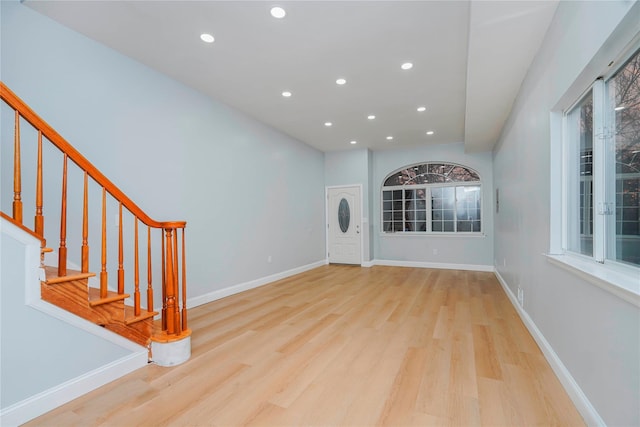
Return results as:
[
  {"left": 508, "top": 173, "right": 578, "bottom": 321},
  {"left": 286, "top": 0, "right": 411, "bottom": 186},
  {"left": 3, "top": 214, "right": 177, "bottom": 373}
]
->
[
  {"left": 187, "top": 260, "right": 327, "bottom": 308},
  {"left": 493, "top": 270, "right": 605, "bottom": 427},
  {"left": 372, "top": 259, "right": 494, "bottom": 272},
  {"left": 0, "top": 351, "right": 147, "bottom": 427}
]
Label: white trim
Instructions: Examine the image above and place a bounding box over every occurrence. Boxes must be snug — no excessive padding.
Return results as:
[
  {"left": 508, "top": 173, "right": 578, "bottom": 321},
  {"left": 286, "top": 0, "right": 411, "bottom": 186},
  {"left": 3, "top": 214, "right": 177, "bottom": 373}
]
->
[
  {"left": 372, "top": 259, "right": 494, "bottom": 272},
  {"left": 325, "top": 184, "right": 364, "bottom": 265},
  {"left": 361, "top": 260, "right": 375, "bottom": 268},
  {"left": 493, "top": 270, "right": 605, "bottom": 427},
  {"left": 545, "top": 254, "right": 640, "bottom": 308},
  {"left": 187, "top": 260, "right": 326, "bottom": 308},
  {"left": 0, "top": 352, "right": 147, "bottom": 427}
]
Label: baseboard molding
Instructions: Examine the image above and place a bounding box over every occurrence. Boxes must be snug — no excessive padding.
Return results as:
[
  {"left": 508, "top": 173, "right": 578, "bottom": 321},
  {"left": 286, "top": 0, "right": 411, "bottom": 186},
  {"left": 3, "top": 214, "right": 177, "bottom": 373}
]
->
[
  {"left": 187, "top": 260, "right": 327, "bottom": 308},
  {"left": 372, "top": 259, "right": 494, "bottom": 272},
  {"left": 493, "top": 270, "right": 605, "bottom": 427},
  {"left": 0, "top": 351, "right": 147, "bottom": 427}
]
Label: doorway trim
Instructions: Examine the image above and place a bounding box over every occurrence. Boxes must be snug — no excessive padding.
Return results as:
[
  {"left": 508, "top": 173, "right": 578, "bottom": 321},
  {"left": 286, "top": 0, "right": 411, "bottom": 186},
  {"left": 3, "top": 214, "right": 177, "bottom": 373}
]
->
[{"left": 325, "top": 184, "right": 364, "bottom": 265}]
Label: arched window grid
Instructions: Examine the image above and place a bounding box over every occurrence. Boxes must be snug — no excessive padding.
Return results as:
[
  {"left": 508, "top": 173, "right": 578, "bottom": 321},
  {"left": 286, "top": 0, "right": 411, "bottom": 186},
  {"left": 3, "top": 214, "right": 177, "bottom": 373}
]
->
[{"left": 381, "top": 162, "right": 482, "bottom": 234}]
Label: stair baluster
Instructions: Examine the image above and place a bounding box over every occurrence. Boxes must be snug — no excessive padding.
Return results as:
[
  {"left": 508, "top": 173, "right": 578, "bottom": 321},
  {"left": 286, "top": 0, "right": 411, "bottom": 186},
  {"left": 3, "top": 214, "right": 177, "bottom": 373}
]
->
[
  {"left": 118, "top": 202, "right": 124, "bottom": 294},
  {"left": 134, "top": 218, "right": 141, "bottom": 317},
  {"left": 35, "top": 131, "right": 44, "bottom": 237},
  {"left": 81, "top": 172, "right": 89, "bottom": 273},
  {"left": 13, "top": 111, "right": 22, "bottom": 224},
  {"left": 58, "top": 154, "right": 68, "bottom": 277},
  {"left": 100, "top": 187, "right": 108, "bottom": 299},
  {"left": 147, "top": 226, "right": 153, "bottom": 313}
]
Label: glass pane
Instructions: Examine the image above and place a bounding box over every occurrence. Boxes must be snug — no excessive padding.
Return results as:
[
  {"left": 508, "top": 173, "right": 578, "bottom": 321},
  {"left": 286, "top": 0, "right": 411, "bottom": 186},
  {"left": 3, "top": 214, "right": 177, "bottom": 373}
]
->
[
  {"left": 607, "top": 48, "right": 640, "bottom": 266},
  {"left": 383, "top": 191, "right": 392, "bottom": 201},
  {"left": 432, "top": 221, "right": 442, "bottom": 232},
  {"left": 567, "top": 91, "right": 594, "bottom": 256},
  {"left": 443, "top": 221, "right": 454, "bottom": 232},
  {"left": 338, "top": 198, "right": 350, "bottom": 233},
  {"left": 416, "top": 221, "right": 427, "bottom": 232}
]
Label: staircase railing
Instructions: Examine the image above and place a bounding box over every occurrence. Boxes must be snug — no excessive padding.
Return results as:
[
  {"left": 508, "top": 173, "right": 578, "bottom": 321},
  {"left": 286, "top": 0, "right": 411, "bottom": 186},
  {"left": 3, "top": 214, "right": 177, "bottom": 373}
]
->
[{"left": 0, "top": 82, "right": 188, "bottom": 340}]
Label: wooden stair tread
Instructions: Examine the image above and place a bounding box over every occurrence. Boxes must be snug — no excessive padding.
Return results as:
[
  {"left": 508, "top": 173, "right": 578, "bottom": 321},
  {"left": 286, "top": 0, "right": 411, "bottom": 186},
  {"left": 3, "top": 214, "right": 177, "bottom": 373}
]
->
[
  {"left": 88, "top": 287, "right": 129, "bottom": 307},
  {"left": 124, "top": 305, "right": 158, "bottom": 325},
  {"left": 41, "top": 247, "right": 54, "bottom": 253},
  {"left": 43, "top": 266, "right": 96, "bottom": 284}
]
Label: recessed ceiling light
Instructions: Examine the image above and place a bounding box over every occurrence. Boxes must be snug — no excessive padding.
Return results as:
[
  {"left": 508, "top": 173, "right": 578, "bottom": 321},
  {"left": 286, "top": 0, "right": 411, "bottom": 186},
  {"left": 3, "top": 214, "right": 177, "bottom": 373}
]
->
[
  {"left": 426, "top": 131, "right": 435, "bottom": 135},
  {"left": 324, "top": 122, "right": 332, "bottom": 127},
  {"left": 367, "top": 115, "right": 376, "bottom": 120},
  {"left": 336, "top": 78, "right": 347, "bottom": 85},
  {"left": 386, "top": 136, "right": 393, "bottom": 140},
  {"left": 270, "top": 6, "right": 286, "bottom": 18},
  {"left": 417, "top": 106, "right": 426, "bottom": 112},
  {"left": 282, "top": 91, "right": 292, "bottom": 97},
  {"left": 200, "top": 33, "right": 215, "bottom": 43},
  {"left": 401, "top": 62, "right": 414, "bottom": 70},
  {"left": 350, "top": 140, "right": 357, "bottom": 145}
]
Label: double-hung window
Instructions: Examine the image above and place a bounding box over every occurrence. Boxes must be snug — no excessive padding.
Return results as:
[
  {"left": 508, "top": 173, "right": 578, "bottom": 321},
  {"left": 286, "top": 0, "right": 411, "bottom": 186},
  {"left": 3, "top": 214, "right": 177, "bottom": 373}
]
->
[
  {"left": 381, "top": 162, "right": 482, "bottom": 234},
  {"left": 564, "top": 47, "right": 640, "bottom": 268}
]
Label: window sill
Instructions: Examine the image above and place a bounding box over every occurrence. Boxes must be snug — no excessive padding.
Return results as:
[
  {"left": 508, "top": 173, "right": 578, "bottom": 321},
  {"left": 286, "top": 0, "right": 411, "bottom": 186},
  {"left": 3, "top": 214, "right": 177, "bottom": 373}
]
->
[
  {"left": 545, "top": 254, "right": 640, "bottom": 308},
  {"left": 380, "top": 232, "right": 486, "bottom": 238}
]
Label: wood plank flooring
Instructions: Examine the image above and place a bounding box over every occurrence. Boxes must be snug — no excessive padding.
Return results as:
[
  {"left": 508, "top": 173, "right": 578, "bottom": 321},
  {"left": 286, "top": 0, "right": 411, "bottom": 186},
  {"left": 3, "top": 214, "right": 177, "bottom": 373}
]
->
[{"left": 25, "top": 265, "right": 585, "bottom": 426}]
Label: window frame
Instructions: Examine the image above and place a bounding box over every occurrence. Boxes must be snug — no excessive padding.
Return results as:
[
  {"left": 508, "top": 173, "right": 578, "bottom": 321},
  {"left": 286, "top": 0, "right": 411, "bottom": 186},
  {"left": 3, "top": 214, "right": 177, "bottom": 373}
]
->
[
  {"left": 552, "top": 42, "right": 640, "bottom": 306},
  {"left": 380, "top": 162, "right": 483, "bottom": 236}
]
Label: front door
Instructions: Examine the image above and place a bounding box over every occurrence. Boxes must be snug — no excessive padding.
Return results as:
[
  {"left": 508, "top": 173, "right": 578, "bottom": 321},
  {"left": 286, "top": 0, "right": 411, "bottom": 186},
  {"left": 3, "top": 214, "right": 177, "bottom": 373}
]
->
[{"left": 327, "top": 186, "right": 361, "bottom": 265}]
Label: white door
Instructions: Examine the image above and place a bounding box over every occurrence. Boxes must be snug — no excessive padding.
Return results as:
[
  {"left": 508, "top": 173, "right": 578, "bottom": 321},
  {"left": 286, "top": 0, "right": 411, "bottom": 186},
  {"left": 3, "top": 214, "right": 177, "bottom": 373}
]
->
[{"left": 327, "top": 186, "right": 361, "bottom": 265}]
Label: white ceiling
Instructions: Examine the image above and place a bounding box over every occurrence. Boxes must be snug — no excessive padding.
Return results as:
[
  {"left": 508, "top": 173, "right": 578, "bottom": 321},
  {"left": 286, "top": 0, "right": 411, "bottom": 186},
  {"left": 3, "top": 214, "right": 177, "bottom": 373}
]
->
[{"left": 25, "top": 0, "right": 558, "bottom": 153}]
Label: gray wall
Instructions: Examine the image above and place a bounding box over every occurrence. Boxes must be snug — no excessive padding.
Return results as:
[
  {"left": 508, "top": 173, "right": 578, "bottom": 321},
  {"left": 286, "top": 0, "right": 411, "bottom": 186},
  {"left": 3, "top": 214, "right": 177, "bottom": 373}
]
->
[
  {"left": 325, "top": 144, "right": 494, "bottom": 267},
  {"left": 373, "top": 143, "right": 494, "bottom": 267},
  {"left": 1, "top": 1, "right": 326, "bottom": 302},
  {"left": 493, "top": 1, "right": 640, "bottom": 425}
]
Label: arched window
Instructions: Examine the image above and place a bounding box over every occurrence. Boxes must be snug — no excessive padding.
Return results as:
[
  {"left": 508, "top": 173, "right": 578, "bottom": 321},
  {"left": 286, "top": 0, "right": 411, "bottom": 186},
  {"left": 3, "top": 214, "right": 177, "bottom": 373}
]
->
[{"left": 382, "top": 162, "right": 482, "bottom": 233}]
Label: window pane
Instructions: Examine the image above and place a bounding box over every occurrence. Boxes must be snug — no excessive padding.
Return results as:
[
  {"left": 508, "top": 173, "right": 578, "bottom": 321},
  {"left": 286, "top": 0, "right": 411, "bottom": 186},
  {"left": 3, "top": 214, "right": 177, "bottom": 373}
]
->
[
  {"left": 567, "top": 92, "right": 594, "bottom": 256},
  {"left": 455, "top": 186, "right": 481, "bottom": 233},
  {"left": 607, "top": 48, "right": 640, "bottom": 266}
]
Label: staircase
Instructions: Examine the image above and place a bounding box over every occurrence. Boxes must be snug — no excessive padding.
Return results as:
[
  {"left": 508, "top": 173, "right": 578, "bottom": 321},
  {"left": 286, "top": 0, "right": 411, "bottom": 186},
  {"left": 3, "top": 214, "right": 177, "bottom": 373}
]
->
[
  {"left": 1, "top": 82, "right": 190, "bottom": 365},
  {"left": 41, "top": 267, "right": 156, "bottom": 348}
]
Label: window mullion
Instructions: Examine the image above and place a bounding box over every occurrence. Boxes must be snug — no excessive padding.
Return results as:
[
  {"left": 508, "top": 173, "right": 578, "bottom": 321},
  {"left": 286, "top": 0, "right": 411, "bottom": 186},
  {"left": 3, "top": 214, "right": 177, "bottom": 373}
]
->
[{"left": 592, "top": 79, "right": 607, "bottom": 263}]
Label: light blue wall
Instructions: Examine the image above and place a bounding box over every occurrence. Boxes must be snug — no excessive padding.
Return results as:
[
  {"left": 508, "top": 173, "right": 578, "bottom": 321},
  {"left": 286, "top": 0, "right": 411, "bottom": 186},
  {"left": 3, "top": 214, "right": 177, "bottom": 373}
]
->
[
  {"left": 1, "top": 1, "right": 326, "bottom": 301},
  {"left": 493, "top": 1, "right": 640, "bottom": 425}
]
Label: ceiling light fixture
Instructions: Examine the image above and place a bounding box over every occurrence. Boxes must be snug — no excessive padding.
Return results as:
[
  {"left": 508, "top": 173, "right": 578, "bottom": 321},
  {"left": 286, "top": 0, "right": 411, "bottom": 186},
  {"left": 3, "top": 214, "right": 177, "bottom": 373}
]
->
[
  {"left": 386, "top": 136, "right": 393, "bottom": 140},
  {"left": 200, "top": 33, "right": 215, "bottom": 43},
  {"left": 350, "top": 140, "right": 357, "bottom": 145},
  {"left": 401, "top": 62, "right": 414, "bottom": 70},
  {"left": 417, "top": 106, "right": 426, "bottom": 112},
  {"left": 336, "top": 78, "right": 347, "bottom": 85},
  {"left": 270, "top": 6, "right": 286, "bottom": 18},
  {"left": 614, "top": 106, "right": 626, "bottom": 111},
  {"left": 324, "top": 122, "right": 332, "bottom": 127},
  {"left": 367, "top": 115, "right": 376, "bottom": 120},
  {"left": 426, "top": 131, "right": 435, "bottom": 135},
  {"left": 282, "top": 91, "right": 292, "bottom": 97}
]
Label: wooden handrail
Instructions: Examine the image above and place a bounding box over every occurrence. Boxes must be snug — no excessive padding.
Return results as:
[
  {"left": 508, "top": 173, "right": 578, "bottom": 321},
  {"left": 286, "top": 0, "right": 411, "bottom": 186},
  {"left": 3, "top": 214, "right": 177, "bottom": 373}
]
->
[{"left": 0, "top": 82, "right": 185, "bottom": 230}]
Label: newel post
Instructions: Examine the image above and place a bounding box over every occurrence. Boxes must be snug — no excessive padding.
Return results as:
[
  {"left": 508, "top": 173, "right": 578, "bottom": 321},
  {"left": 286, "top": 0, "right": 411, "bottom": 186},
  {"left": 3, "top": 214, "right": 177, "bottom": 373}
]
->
[{"left": 164, "top": 228, "right": 177, "bottom": 335}]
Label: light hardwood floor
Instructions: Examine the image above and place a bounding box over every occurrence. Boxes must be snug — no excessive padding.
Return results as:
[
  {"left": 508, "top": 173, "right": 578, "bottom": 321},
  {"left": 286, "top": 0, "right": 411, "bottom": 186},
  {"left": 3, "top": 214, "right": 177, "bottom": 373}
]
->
[{"left": 26, "top": 265, "right": 585, "bottom": 426}]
